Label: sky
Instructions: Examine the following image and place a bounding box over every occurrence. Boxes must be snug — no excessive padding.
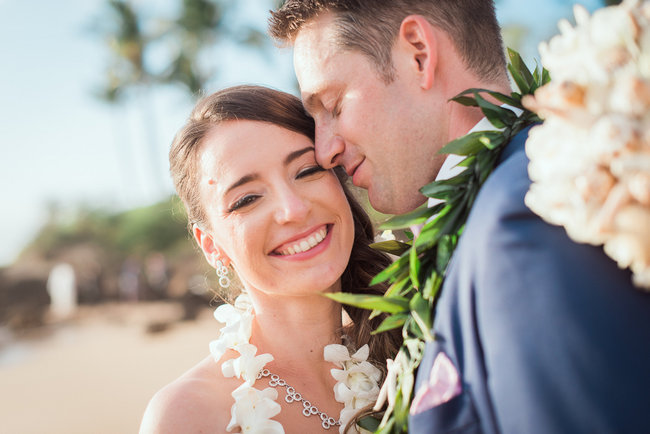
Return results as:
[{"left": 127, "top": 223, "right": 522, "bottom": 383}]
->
[{"left": 0, "top": 0, "right": 602, "bottom": 266}]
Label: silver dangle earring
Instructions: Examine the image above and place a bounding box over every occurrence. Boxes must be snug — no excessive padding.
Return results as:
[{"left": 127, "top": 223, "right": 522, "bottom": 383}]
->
[{"left": 215, "top": 258, "right": 230, "bottom": 288}]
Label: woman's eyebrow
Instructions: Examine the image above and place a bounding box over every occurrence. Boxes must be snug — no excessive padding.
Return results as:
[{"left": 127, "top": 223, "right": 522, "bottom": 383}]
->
[{"left": 224, "top": 174, "right": 260, "bottom": 196}]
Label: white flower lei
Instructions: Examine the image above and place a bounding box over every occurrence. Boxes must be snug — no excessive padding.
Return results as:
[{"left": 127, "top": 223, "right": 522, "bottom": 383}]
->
[
  {"left": 524, "top": 0, "right": 650, "bottom": 289},
  {"left": 209, "top": 293, "right": 381, "bottom": 433}
]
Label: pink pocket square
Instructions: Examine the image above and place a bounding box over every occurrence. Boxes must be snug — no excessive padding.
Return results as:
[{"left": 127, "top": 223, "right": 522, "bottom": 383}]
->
[{"left": 410, "top": 352, "right": 462, "bottom": 415}]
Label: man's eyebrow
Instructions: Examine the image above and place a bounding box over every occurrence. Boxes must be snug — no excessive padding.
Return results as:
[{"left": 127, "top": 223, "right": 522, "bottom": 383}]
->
[
  {"left": 225, "top": 174, "right": 260, "bottom": 195},
  {"left": 302, "top": 92, "right": 320, "bottom": 113},
  {"left": 284, "top": 147, "right": 314, "bottom": 165}
]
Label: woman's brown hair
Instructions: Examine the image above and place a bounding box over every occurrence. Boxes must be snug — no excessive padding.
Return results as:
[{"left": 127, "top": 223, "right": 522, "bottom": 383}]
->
[{"left": 169, "top": 85, "right": 401, "bottom": 378}]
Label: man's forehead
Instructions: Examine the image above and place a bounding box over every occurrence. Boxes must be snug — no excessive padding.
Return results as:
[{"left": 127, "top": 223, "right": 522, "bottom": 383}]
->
[
  {"left": 293, "top": 13, "right": 341, "bottom": 71},
  {"left": 293, "top": 16, "right": 341, "bottom": 107}
]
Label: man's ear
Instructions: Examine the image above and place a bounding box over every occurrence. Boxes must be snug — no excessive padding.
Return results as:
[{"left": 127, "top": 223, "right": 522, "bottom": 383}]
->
[
  {"left": 193, "top": 224, "right": 231, "bottom": 269},
  {"left": 397, "top": 15, "right": 437, "bottom": 90}
]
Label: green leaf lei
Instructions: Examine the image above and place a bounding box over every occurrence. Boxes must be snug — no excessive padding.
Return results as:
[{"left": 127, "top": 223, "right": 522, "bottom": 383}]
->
[{"left": 325, "top": 49, "right": 550, "bottom": 433}]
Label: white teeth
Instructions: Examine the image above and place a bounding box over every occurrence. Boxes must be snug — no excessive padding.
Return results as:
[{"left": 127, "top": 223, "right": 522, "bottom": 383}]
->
[{"left": 278, "top": 227, "right": 328, "bottom": 256}]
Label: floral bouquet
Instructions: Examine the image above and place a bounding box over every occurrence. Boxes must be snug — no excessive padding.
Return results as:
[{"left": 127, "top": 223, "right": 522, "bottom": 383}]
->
[{"left": 524, "top": 0, "right": 650, "bottom": 288}]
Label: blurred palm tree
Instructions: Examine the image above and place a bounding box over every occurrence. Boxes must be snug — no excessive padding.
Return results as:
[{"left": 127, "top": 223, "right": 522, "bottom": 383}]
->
[
  {"left": 100, "top": 0, "right": 148, "bottom": 101},
  {"left": 162, "top": 0, "right": 223, "bottom": 94},
  {"left": 95, "top": 0, "right": 271, "bottom": 197},
  {"left": 96, "top": 0, "right": 163, "bottom": 197}
]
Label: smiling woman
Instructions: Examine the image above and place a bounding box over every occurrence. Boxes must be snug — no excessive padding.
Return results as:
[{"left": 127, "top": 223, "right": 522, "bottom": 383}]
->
[{"left": 139, "top": 85, "right": 401, "bottom": 433}]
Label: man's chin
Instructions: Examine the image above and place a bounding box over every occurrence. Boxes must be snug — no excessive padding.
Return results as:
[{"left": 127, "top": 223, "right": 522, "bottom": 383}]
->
[{"left": 369, "top": 190, "right": 427, "bottom": 215}]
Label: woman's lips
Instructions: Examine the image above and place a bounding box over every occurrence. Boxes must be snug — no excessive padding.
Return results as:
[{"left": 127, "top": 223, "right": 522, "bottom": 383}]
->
[{"left": 272, "top": 225, "right": 329, "bottom": 256}]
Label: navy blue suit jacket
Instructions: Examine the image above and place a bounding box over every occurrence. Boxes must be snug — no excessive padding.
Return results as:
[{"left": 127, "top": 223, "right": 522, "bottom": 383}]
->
[{"left": 410, "top": 127, "right": 650, "bottom": 433}]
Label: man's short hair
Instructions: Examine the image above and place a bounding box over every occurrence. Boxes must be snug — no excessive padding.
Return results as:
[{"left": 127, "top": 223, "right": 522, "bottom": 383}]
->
[{"left": 269, "top": 0, "right": 507, "bottom": 83}]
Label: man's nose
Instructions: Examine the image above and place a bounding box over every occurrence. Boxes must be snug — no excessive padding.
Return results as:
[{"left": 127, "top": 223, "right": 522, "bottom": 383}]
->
[{"left": 315, "top": 122, "right": 345, "bottom": 169}]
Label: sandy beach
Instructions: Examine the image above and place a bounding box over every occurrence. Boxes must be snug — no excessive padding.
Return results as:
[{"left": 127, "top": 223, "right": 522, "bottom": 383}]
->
[{"left": 0, "top": 302, "right": 219, "bottom": 434}]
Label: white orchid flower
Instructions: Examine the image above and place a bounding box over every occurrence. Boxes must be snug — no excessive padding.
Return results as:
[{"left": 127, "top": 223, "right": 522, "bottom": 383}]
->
[
  {"left": 227, "top": 384, "right": 282, "bottom": 433},
  {"left": 326, "top": 343, "right": 382, "bottom": 411},
  {"left": 209, "top": 296, "right": 254, "bottom": 361},
  {"left": 374, "top": 350, "right": 407, "bottom": 413},
  {"left": 222, "top": 343, "right": 274, "bottom": 385},
  {"left": 324, "top": 343, "right": 352, "bottom": 366}
]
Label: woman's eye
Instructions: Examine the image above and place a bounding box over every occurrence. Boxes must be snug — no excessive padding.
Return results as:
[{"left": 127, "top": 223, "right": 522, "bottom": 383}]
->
[
  {"left": 297, "top": 166, "right": 325, "bottom": 179},
  {"left": 228, "top": 195, "right": 259, "bottom": 212}
]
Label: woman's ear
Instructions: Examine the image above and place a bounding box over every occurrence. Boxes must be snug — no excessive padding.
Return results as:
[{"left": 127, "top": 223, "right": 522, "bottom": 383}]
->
[
  {"left": 397, "top": 15, "right": 438, "bottom": 90},
  {"left": 193, "top": 224, "right": 231, "bottom": 269}
]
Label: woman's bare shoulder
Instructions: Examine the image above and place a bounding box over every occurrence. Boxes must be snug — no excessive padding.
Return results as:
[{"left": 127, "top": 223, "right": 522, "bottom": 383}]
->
[{"left": 139, "top": 355, "right": 237, "bottom": 433}]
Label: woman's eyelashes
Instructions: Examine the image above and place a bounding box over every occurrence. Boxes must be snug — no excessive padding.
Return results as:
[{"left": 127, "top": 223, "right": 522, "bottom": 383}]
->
[
  {"left": 297, "top": 165, "right": 325, "bottom": 179},
  {"left": 228, "top": 194, "right": 260, "bottom": 213}
]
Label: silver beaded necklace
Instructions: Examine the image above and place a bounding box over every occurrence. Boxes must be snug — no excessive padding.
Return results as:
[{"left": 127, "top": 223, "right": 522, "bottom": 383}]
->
[{"left": 257, "top": 368, "right": 342, "bottom": 430}]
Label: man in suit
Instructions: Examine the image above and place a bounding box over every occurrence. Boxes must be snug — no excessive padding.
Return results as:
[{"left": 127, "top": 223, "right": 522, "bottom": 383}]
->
[{"left": 269, "top": 1, "right": 650, "bottom": 432}]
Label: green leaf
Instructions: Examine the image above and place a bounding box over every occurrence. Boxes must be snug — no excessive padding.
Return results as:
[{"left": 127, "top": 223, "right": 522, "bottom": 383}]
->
[
  {"left": 385, "top": 273, "right": 412, "bottom": 298},
  {"left": 477, "top": 131, "right": 507, "bottom": 150},
  {"left": 454, "top": 87, "right": 522, "bottom": 108},
  {"left": 323, "top": 292, "right": 410, "bottom": 314},
  {"left": 410, "top": 205, "right": 451, "bottom": 252},
  {"left": 422, "top": 273, "right": 442, "bottom": 302},
  {"left": 357, "top": 416, "right": 381, "bottom": 432},
  {"left": 438, "top": 131, "right": 490, "bottom": 155},
  {"left": 530, "top": 61, "right": 551, "bottom": 92},
  {"left": 372, "top": 313, "right": 408, "bottom": 334},
  {"left": 419, "top": 183, "right": 463, "bottom": 200},
  {"left": 380, "top": 205, "right": 434, "bottom": 230},
  {"left": 507, "top": 48, "right": 533, "bottom": 94},
  {"left": 476, "top": 148, "right": 500, "bottom": 184},
  {"left": 533, "top": 63, "right": 542, "bottom": 85},
  {"left": 427, "top": 171, "right": 473, "bottom": 187},
  {"left": 474, "top": 92, "right": 518, "bottom": 129},
  {"left": 484, "top": 90, "right": 521, "bottom": 108},
  {"left": 371, "top": 253, "right": 409, "bottom": 285},
  {"left": 409, "top": 244, "right": 421, "bottom": 289},
  {"left": 370, "top": 239, "right": 411, "bottom": 256},
  {"left": 449, "top": 94, "right": 479, "bottom": 107},
  {"left": 414, "top": 198, "right": 465, "bottom": 251},
  {"left": 457, "top": 155, "right": 476, "bottom": 168},
  {"left": 436, "top": 234, "right": 456, "bottom": 274},
  {"left": 410, "top": 292, "right": 433, "bottom": 341}
]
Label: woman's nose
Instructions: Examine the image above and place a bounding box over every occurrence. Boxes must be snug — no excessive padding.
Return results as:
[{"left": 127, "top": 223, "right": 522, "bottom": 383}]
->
[
  {"left": 315, "top": 123, "right": 345, "bottom": 169},
  {"left": 274, "top": 186, "right": 310, "bottom": 224}
]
